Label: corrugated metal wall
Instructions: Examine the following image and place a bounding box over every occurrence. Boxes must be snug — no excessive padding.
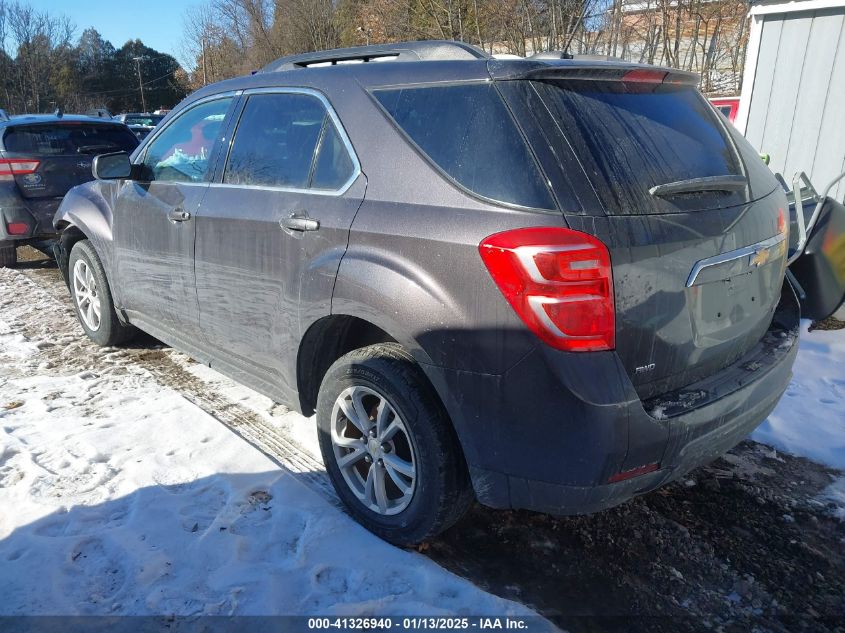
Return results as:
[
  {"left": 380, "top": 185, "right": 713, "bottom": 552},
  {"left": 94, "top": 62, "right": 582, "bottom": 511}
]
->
[{"left": 745, "top": 7, "right": 845, "bottom": 199}]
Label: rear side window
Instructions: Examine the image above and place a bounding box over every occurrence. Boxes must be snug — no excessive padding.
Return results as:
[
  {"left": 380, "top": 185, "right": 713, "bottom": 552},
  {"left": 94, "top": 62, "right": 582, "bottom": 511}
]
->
[
  {"left": 373, "top": 83, "right": 555, "bottom": 210},
  {"left": 3, "top": 124, "right": 138, "bottom": 156},
  {"left": 529, "top": 80, "right": 745, "bottom": 214},
  {"left": 312, "top": 122, "right": 355, "bottom": 190},
  {"left": 224, "top": 92, "right": 355, "bottom": 191}
]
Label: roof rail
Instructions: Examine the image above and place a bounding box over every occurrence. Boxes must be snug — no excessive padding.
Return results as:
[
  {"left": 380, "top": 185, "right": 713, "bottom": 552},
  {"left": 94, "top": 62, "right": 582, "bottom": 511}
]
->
[
  {"left": 0, "top": 108, "right": 9, "bottom": 122},
  {"left": 260, "top": 40, "right": 489, "bottom": 73}
]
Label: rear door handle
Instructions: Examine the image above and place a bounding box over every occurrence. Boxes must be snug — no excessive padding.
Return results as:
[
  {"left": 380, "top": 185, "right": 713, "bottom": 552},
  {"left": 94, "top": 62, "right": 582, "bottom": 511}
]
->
[
  {"left": 280, "top": 213, "right": 320, "bottom": 232},
  {"left": 168, "top": 208, "right": 192, "bottom": 222}
]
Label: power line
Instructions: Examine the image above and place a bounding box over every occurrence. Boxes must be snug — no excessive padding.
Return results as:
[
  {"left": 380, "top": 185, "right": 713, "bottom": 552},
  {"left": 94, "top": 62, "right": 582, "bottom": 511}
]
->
[{"left": 71, "top": 69, "right": 180, "bottom": 98}]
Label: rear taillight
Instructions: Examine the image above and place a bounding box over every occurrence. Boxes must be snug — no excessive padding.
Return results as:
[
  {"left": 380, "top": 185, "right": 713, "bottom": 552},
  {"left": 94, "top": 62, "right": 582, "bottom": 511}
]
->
[
  {"left": 0, "top": 158, "right": 40, "bottom": 180},
  {"left": 608, "top": 462, "right": 659, "bottom": 483},
  {"left": 479, "top": 227, "right": 615, "bottom": 352},
  {"left": 6, "top": 222, "right": 28, "bottom": 235}
]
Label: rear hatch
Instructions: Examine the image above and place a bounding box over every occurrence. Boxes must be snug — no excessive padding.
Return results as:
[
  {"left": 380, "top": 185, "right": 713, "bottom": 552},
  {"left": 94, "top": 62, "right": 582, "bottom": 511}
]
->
[{"left": 495, "top": 64, "right": 789, "bottom": 399}]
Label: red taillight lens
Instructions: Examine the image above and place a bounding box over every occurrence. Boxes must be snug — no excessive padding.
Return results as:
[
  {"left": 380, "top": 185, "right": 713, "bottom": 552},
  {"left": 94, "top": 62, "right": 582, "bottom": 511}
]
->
[
  {"left": 479, "top": 227, "right": 615, "bottom": 352},
  {"left": 607, "top": 462, "right": 659, "bottom": 483},
  {"left": 0, "top": 158, "right": 40, "bottom": 176},
  {"left": 6, "top": 222, "right": 28, "bottom": 235},
  {"left": 777, "top": 207, "right": 786, "bottom": 236}
]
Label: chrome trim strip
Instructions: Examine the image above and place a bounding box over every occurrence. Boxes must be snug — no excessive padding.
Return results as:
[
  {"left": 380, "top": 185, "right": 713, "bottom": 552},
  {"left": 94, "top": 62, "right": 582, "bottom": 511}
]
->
[
  {"left": 686, "top": 232, "right": 786, "bottom": 287},
  {"left": 206, "top": 180, "right": 358, "bottom": 197},
  {"left": 514, "top": 244, "right": 596, "bottom": 284}
]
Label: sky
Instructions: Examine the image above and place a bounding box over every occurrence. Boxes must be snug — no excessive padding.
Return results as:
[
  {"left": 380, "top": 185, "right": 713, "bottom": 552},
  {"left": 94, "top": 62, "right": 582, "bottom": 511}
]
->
[{"left": 26, "top": 0, "right": 195, "bottom": 67}]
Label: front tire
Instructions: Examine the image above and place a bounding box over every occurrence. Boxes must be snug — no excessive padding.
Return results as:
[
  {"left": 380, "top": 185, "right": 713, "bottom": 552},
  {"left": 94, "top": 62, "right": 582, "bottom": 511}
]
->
[
  {"left": 68, "top": 240, "right": 136, "bottom": 346},
  {"left": 317, "top": 343, "right": 473, "bottom": 546}
]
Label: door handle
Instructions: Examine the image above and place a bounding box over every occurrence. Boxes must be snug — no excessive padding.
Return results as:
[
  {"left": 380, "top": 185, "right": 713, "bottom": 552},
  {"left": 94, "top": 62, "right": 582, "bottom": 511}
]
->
[
  {"left": 168, "top": 208, "right": 192, "bottom": 222},
  {"left": 280, "top": 213, "right": 320, "bottom": 232}
]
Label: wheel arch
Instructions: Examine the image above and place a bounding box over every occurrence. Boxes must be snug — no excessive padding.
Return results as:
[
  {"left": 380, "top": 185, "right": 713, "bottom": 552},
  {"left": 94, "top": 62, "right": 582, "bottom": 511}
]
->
[
  {"left": 296, "top": 314, "right": 401, "bottom": 416},
  {"left": 53, "top": 183, "right": 118, "bottom": 299}
]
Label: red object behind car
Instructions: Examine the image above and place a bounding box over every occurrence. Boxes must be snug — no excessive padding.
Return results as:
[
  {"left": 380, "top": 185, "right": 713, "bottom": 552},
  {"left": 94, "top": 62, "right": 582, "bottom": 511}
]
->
[{"left": 709, "top": 96, "right": 740, "bottom": 123}]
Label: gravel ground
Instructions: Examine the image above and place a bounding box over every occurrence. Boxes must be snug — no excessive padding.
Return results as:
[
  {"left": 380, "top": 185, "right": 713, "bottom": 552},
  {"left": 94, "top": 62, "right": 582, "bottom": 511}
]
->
[{"left": 7, "top": 245, "right": 845, "bottom": 632}]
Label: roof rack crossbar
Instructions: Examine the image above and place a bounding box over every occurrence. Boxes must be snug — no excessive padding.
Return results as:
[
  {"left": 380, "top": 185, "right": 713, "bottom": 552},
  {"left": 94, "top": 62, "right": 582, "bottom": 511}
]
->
[{"left": 260, "top": 40, "right": 489, "bottom": 73}]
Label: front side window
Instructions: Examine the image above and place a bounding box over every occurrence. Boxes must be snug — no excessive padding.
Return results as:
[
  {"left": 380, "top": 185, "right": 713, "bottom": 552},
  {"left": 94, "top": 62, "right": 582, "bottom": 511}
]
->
[
  {"left": 223, "top": 92, "right": 355, "bottom": 191},
  {"left": 141, "top": 98, "right": 232, "bottom": 183},
  {"left": 373, "top": 83, "right": 555, "bottom": 210}
]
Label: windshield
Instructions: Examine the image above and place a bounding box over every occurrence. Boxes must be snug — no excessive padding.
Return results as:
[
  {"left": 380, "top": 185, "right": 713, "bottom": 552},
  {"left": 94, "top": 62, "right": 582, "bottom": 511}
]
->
[
  {"left": 124, "top": 115, "right": 164, "bottom": 127},
  {"left": 3, "top": 123, "right": 139, "bottom": 156}
]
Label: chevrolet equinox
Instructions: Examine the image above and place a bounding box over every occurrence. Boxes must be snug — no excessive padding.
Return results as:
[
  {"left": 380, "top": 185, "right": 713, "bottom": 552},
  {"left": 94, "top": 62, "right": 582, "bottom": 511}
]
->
[{"left": 54, "top": 41, "right": 801, "bottom": 545}]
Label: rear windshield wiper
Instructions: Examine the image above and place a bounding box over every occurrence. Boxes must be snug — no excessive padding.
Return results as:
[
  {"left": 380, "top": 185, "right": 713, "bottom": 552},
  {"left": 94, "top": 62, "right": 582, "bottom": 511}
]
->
[
  {"left": 76, "top": 144, "right": 117, "bottom": 155},
  {"left": 649, "top": 175, "right": 747, "bottom": 198}
]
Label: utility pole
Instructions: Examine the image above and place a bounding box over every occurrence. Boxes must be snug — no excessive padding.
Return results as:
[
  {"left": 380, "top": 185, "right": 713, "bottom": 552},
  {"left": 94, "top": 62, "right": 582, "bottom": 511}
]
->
[
  {"left": 132, "top": 56, "right": 147, "bottom": 113},
  {"left": 201, "top": 37, "right": 208, "bottom": 85}
]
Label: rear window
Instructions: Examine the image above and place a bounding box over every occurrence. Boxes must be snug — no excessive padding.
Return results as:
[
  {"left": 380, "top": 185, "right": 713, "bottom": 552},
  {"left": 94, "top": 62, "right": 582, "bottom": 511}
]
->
[
  {"left": 529, "top": 79, "right": 746, "bottom": 214},
  {"left": 374, "top": 83, "right": 555, "bottom": 210},
  {"left": 3, "top": 124, "right": 139, "bottom": 156}
]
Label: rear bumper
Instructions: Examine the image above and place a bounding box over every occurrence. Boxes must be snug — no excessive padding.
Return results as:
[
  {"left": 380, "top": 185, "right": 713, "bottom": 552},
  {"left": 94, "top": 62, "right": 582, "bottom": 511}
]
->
[
  {"left": 0, "top": 198, "right": 62, "bottom": 241},
  {"left": 424, "top": 282, "right": 800, "bottom": 515}
]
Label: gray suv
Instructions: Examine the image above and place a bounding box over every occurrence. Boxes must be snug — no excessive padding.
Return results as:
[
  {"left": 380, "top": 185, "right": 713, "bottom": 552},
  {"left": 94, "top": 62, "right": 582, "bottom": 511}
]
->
[{"left": 54, "top": 41, "right": 802, "bottom": 545}]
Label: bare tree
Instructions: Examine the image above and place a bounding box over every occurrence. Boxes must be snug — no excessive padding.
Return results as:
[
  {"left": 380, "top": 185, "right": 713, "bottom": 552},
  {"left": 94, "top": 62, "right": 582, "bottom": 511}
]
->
[{"left": 180, "top": 0, "right": 751, "bottom": 95}]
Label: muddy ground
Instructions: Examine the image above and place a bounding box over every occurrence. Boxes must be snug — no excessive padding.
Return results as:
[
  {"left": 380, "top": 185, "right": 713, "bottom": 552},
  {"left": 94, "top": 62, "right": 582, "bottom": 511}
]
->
[{"left": 8, "top": 245, "right": 845, "bottom": 632}]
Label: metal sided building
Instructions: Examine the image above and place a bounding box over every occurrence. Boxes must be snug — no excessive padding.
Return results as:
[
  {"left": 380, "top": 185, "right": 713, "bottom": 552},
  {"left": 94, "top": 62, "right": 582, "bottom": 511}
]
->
[{"left": 736, "top": 0, "right": 845, "bottom": 200}]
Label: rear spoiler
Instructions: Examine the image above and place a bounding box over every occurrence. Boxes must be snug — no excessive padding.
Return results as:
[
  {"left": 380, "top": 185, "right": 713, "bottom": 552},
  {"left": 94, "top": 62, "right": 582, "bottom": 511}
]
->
[{"left": 488, "top": 59, "right": 700, "bottom": 86}]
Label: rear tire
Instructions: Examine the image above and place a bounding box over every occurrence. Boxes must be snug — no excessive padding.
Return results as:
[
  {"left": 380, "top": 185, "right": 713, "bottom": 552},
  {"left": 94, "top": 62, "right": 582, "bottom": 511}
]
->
[
  {"left": 317, "top": 343, "right": 473, "bottom": 546},
  {"left": 68, "top": 240, "right": 136, "bottom": 346},
  {"left": 0, "top": 246, "right": 17, "bottom": 268}
]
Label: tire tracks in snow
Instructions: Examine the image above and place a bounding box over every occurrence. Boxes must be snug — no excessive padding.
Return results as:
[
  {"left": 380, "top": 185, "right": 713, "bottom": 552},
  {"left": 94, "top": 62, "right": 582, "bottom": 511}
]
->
[{"left": 5, "top": 266, "right": 338, "bottom": 507}]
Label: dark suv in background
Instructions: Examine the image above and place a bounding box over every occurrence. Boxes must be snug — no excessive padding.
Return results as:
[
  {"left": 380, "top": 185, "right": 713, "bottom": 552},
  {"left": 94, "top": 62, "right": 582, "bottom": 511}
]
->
[
  {"left": 114, "top": 113, "right": 165, "bottom": 140},
  {"left": 0, "top": 111, "right": 138, "bottom": 267},
  {"left": 54, "top": 41, "right": 806, "bottom": 545}
]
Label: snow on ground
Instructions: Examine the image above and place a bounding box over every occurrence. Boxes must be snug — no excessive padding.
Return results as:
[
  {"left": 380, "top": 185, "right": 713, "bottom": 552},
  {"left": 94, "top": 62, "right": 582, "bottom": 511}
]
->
[
  {"left": 750, "top": 320, "right": 845, "bottom": 520},
  {"left": 751, "top": 321, "right": 845, "bottom": 470},
  {"left": 822, "top": 477, "right": 845, "bottom": 521},
  {"left": 0, "top": 269, "right": 539, "bottom": 618},
  {"left": 172, "top": 354, "right": 322, "bottom": 460}
]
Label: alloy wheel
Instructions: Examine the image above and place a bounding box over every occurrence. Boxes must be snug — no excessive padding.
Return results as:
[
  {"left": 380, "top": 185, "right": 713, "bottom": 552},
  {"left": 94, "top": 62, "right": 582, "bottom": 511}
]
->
[
  {"left": 73, "top": 259, "right": 101, "bottom": 331},
  {"left": 330, "top": 385, "right": 417, "bottom": 515}
]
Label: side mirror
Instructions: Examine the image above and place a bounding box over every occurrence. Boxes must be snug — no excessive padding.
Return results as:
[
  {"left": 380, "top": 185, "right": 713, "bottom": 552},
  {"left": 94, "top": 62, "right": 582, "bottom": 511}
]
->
[{"left": 92, "top": 152, "right": 131, "bottom": 180}]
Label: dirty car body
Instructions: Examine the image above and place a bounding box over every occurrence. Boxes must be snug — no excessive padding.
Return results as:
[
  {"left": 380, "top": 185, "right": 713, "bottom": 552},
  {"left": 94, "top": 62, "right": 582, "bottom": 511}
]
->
[{"left": 53, "top": 41, "right": 804, "bottom": 542}]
